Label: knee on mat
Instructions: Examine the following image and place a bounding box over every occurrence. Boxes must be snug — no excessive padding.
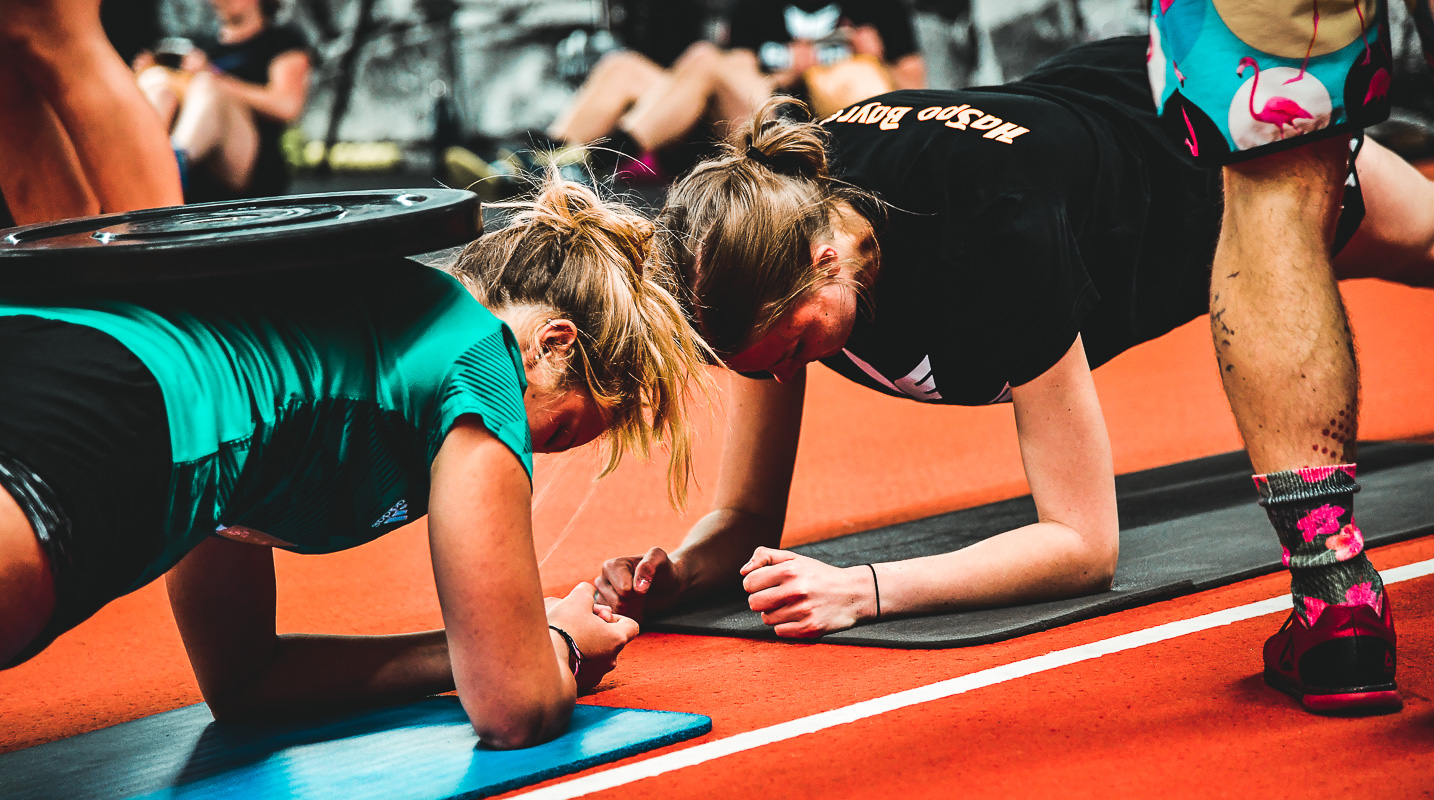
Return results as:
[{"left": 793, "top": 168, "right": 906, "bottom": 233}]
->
[{"left": 1391, "top": 254, "right": 1434, "bottom": 289}]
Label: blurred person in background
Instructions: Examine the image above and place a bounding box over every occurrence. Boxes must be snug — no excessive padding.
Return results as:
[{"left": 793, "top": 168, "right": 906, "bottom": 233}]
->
[
  {"left": 134, "top": 0, "right": 312, "bottom": 201},
  {"left": 446, "top": 0, "right": 709, "bottom": 192},
  {"left": 727, "top": 0, "right": 926, "bottom": 117},
  {"left": 545, "top": 0, "right": 926, "bottom": 182}
]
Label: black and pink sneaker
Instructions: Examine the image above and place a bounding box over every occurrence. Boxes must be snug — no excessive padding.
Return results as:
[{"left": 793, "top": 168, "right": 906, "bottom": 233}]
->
[{"left": 1263, "top": 595, "right": 1402, "bottom": 714}]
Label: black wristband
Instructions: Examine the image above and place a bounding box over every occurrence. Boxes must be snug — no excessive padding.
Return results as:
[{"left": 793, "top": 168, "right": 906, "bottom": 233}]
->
[
  {"left": 548, "top": 624, "right": 583, "bottom": 681},
  {"left": 865, "top": 563, "right": 881, "bottom": 621}
]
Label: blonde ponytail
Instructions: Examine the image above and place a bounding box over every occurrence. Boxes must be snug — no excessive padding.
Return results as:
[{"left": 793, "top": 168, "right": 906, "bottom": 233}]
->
[{"left": 450, "top": 170, "right": 713, "bottom": 507}]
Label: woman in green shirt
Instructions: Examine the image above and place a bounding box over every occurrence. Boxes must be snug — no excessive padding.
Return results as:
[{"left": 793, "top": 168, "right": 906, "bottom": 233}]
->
[{"left": 0, "top": 176, "right": 709, "bottom": 749}]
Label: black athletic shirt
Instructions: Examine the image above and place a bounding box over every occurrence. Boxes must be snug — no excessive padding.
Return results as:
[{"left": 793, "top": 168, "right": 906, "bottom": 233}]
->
[
  {"left": 728, "top": 0, "right": 918, "bottom": 73},
  {"left": 193, "top": 24, "right": 310, "bottom": 86},
  {"left": 808, "top": 36, "right": 1226, "bottom": 407},
  {"left": 190, "top": 24, "right": 311, "bottom": 198}
]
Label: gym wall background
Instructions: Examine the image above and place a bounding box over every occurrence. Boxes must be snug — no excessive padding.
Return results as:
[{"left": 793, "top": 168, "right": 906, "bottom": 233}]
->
[{"left": 106, "top": 0, "right": 1434, "bottom": 156}]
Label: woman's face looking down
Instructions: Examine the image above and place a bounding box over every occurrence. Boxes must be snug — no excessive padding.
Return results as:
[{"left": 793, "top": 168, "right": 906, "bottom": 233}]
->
[
  {"left": 515, "top": 317, "right": 609, "bottom": 454},
  {"left": 724, "top": 244, "right": 861, "bottom": 382},
  {"left": 526, "top": 383, "right": 607, "bottom": 454}
]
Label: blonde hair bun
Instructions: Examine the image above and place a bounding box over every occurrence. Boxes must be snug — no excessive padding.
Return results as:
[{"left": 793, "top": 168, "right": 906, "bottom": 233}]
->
[{"left": 656, "top": 99, "right": 880, "bottom": 357}]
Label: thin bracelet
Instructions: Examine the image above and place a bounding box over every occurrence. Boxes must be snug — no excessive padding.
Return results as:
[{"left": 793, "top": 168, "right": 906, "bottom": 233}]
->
[
  {"left": 548, "top": 624, "right": 583, "bottom": 681},
  {"left": 865, "top": 563, "right": 881, "bottom": 621}
]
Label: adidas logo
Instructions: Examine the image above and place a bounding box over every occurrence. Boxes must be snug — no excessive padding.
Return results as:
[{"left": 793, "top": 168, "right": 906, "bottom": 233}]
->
[
  {"left": 372, "top": 499, "right": 408, "bottom": 527},
  {"left": 1385, "top": 651, "right": 1396, "bottom": 673}
]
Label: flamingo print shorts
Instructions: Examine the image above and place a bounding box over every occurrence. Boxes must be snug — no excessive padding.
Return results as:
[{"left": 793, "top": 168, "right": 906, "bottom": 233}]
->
[{"left": 1148, "top": 0, "right": 1392, "bottom": 165}]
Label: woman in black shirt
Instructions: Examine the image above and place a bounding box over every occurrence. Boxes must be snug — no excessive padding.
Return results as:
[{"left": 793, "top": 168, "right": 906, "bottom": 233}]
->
[
  {"left": 135, "top": 0, "right": 311, "bottom": 199},
  {"left": 593, "top": 37, "right": 1434, "bottom": 637}
]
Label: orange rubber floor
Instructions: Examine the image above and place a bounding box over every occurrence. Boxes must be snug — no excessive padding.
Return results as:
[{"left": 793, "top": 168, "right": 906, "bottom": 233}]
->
[{"left": 3, "top": 277, "right": 1433, "bottom": 799}]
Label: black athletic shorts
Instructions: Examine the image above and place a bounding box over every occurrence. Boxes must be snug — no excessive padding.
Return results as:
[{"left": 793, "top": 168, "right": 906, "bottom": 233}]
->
[{"left": 0, "top": 315, "right": 172, "bottom": 666}]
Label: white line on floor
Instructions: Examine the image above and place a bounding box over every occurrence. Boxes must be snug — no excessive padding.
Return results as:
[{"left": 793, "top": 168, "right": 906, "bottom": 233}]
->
[{"left": 509, "top": 557, "right": 1434, "bottom": 800}]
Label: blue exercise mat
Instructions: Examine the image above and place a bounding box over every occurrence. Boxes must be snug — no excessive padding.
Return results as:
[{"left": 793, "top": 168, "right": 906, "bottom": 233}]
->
[{"left": 0, "top": 698, "right": 710, "bottom": 800}]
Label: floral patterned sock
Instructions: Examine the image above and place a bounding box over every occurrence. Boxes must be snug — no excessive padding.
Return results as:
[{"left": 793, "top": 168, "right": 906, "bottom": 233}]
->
[{"left": 1253, "top": 465, "right": 1384, "bottom": 626}]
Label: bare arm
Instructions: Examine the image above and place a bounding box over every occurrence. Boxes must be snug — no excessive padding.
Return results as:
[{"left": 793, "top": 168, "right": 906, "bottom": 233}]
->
[
  {"left": 878, "top": 335, "right": 1118, "bottom": 611},
  {"left": 429, "top": 418, "right": 636, "bottom": 748},
  {"left": 166, "top": 536, "right": 456, "bottom": 723},
  {"left": 674, "top": 369, "right": 807, "bottom": 589},
  {"left": 595, "top": 369, "right": 807, "bottom": 618},
  {"left": 169, "top": 418, "right": 635, "bottom": 748},
  {"left": 743, "top": 337, "right": 1120, "bottom": 635},
  {"left": 210, "top": 49, "right": 311, "bottom": 123}
]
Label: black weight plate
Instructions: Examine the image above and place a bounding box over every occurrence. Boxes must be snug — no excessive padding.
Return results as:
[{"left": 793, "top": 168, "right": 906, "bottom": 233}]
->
[{"left": 0, "top": 189, "right": 481, "bottom": 290}]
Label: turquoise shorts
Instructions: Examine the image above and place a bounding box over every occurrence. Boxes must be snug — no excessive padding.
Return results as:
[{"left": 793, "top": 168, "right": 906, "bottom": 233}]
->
[{"left": 1148, "top": 0, "right": 1392, "bottom": 164}]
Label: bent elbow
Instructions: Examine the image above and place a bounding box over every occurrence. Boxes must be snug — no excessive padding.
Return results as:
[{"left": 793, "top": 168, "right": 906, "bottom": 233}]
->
[
  {"left": 472, "top": 700, "right": 573, "bottom": 750},
  {"left": 204, "top": 689, "right": 265, "bottom": 723},
  {"left": 474, "top": 721, "right": 546, "bottom": 751},
  {"left": 1084, "top": 528, "right": 1120, "bottom": 592},
  {"left": 205, "top": 699, "right": 243, "bottom": 723},
  {"left": 202, "top": 678, "right": 301, "bottom": 724},
  {"left": 1086, "top": 558, "right": 1117, "bottom": 593}
]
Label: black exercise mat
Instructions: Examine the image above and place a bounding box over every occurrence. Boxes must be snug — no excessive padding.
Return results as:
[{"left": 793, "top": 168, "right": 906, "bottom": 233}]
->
[{"left": 648, "top": 441, "right": 1434, "bottom": 648}]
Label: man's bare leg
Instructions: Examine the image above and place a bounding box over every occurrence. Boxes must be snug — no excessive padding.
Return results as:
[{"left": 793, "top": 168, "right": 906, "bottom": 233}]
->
[
  {"left": 2, "top": 0, "right": 182, "bottom": 213},
  {"left": 1218, "top": 134, "right": 1399, "bottom": 713},
  {"left": 1212, "top": 136, "right": 1356, "bottom": 471},
  {"left": 1146, "top": 0, "right": 1405, "bottom": 714},
  {"left": 0, "top": 51, "right": 99, "bottom": 223}
]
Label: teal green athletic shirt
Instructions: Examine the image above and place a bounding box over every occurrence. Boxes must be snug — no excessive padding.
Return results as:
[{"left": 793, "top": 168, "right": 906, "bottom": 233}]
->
[{"left": 0, "top": 260, "right": 532, "bottom": 592}]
